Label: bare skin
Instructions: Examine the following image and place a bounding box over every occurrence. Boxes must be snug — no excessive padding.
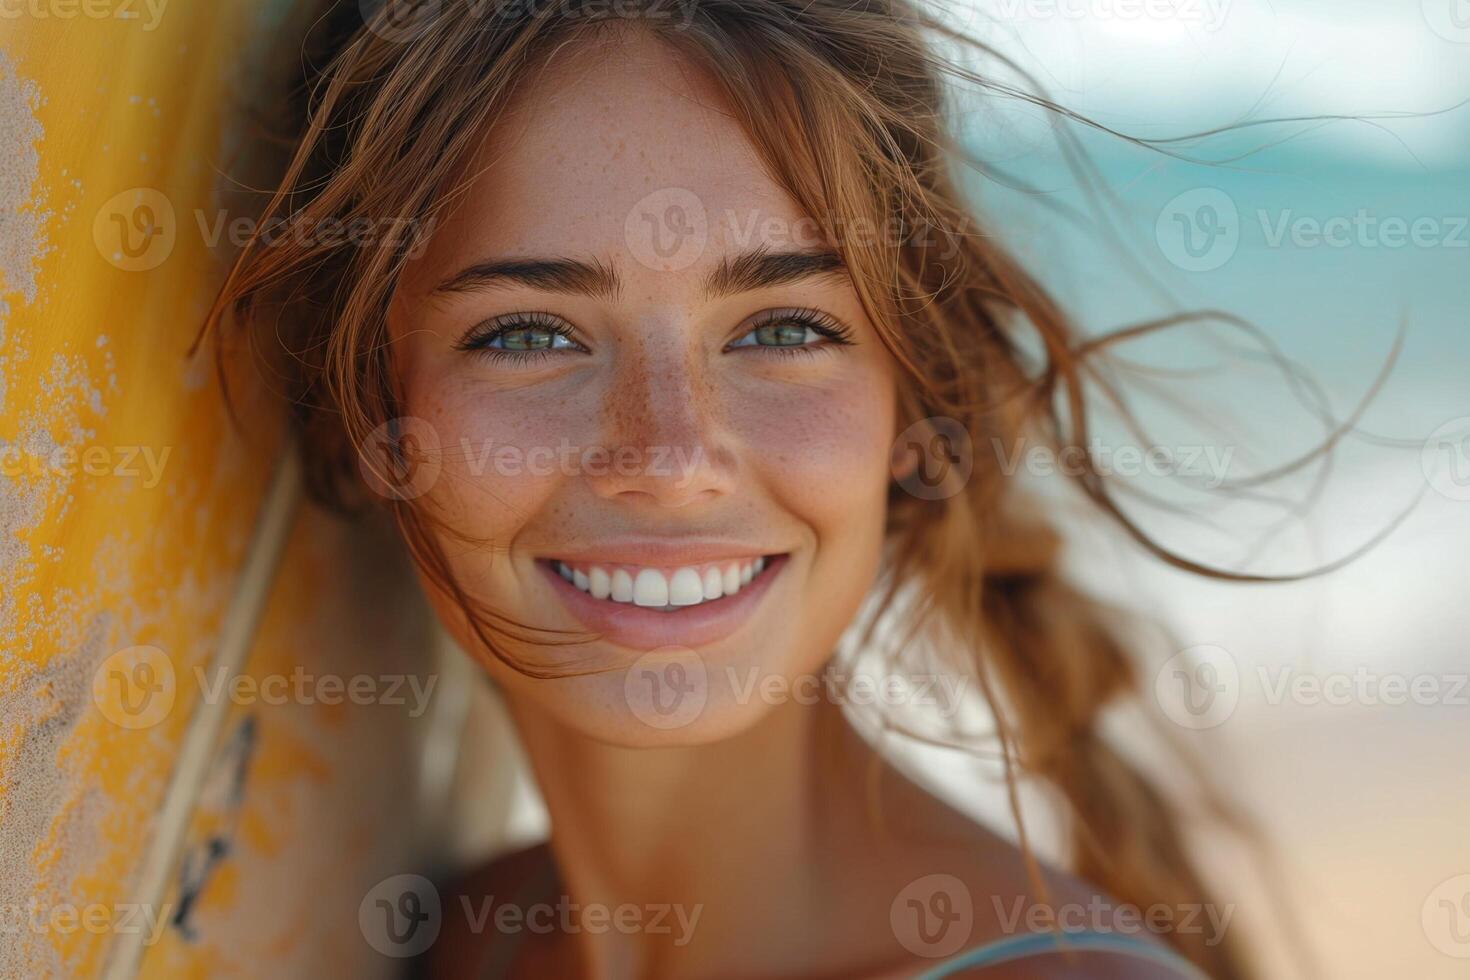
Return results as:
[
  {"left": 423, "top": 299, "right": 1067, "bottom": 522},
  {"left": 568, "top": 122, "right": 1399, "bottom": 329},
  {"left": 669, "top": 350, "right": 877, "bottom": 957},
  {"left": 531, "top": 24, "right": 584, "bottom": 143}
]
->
[
  {"left": 392, "top": 26, "right": 1191, "bottom": 980},
  {"left": 431, "top": 696, "right": 1186, "bottom": 979}
]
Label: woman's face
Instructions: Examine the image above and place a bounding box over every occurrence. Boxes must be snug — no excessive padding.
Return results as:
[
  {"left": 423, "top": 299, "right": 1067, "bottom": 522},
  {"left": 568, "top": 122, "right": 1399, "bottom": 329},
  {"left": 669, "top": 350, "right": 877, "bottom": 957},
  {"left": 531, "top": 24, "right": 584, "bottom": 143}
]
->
[{"left": 389, "top": 30, "right": 900, "bottom": 745}]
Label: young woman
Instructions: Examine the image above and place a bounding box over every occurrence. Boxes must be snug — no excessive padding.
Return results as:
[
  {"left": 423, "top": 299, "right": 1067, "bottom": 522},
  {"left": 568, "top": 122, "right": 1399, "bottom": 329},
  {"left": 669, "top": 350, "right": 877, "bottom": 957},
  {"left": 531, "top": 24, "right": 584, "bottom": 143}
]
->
[{"left": 205, "top": 1, "right": 1255, "bottom": 976}]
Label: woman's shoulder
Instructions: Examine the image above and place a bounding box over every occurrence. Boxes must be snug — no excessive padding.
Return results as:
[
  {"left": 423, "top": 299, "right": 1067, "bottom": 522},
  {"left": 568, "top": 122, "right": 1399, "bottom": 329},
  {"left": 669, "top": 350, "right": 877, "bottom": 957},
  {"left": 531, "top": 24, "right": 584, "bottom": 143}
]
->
[
  {"left": 421, "top": 832, "right": 1202, "bottom": 980},
  {"left": 875, "top": 806, "right": 1201, "bottom": 979},
  {"left": 420, "top": 841, "right": 559, "bottom": 980}
]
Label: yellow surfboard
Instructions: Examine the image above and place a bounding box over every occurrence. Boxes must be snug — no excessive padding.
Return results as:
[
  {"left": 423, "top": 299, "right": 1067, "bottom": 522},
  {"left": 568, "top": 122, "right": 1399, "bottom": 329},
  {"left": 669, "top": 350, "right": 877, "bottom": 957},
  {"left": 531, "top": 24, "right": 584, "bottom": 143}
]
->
[{"left": 2, "top": 5, "right": 452, "bottom": 976}]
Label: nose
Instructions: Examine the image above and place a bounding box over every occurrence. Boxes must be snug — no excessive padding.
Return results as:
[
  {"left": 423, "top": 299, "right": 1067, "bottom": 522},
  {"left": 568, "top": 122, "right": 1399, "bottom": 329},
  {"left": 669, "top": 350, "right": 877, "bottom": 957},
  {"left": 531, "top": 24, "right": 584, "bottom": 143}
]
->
[{"left": 585, "top": 342, "right": 736, "bottom": 508}]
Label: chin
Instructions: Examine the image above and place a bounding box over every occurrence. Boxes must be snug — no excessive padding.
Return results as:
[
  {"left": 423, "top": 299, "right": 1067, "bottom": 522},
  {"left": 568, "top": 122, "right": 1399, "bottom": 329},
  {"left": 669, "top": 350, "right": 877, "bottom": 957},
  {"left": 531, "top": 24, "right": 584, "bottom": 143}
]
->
[{"left": 493, "top": 607, "right": 831, "bottom": 749}]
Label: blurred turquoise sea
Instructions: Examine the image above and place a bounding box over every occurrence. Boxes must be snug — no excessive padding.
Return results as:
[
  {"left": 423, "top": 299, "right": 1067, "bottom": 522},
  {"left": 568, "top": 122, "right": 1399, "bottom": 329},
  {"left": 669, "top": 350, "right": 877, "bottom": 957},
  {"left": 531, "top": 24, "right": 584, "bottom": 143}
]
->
[
  {"left": 951, "top": 0, "right": 1468, "bottom": 384},
  {"left": 892, "top": 4, "right": 1470, "bottom": 978},
  {"left": 931, "top": 0, "right": 1469, "bottom": 561}
]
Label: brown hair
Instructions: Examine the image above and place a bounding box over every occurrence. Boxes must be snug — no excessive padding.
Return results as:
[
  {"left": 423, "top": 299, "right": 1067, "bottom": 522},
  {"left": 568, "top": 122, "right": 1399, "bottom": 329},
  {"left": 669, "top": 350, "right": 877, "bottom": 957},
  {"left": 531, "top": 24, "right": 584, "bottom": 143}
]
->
[{"left": 202, "top": 2, "right": 1273, "bottom": 976}]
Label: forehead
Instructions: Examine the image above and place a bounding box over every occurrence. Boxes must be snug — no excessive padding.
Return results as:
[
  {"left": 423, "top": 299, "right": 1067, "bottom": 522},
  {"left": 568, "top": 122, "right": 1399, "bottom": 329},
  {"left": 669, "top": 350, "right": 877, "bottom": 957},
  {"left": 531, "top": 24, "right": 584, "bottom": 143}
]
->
[{"left": 412, "top": 29, "right": 818, "bottom": 284}]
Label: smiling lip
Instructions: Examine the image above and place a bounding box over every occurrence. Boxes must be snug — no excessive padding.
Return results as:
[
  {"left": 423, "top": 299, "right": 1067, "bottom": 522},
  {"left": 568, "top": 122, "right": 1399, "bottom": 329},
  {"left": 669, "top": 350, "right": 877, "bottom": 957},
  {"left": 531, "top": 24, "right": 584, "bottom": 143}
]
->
[{"left": 538, "top": 553, "right": 788, "bottom": 651}]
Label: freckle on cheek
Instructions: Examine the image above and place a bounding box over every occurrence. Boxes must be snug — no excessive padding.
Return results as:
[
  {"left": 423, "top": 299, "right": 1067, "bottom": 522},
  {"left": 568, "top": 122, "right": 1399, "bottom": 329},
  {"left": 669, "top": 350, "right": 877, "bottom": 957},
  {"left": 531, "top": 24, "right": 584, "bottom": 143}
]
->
[{"left": 742, "top": 386, "right": 888, "bottom": 481}]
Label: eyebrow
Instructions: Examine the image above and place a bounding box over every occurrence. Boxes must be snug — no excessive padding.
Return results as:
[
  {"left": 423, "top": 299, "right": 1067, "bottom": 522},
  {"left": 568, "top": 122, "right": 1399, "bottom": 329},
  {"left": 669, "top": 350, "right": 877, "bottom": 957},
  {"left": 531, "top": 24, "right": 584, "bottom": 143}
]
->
[
  {"left": 432, "top": 246, "right": 847, "bottom": 300},
  {"left": 435, "top": 255, "right": 624, "bottom": 299},
  {"left": 702, "top": 246, "right": 847, "bottom": 300}
]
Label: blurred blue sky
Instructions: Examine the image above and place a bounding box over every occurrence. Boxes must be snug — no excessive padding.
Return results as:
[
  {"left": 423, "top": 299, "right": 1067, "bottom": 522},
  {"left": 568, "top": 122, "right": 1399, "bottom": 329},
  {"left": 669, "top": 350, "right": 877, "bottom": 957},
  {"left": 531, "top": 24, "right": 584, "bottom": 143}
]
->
[
  {"left": 945, "top": 0, "right": 1469, "bottom": 407},
  {"left": 930, "top": 0, "right": 1469, "bottom": 580}
]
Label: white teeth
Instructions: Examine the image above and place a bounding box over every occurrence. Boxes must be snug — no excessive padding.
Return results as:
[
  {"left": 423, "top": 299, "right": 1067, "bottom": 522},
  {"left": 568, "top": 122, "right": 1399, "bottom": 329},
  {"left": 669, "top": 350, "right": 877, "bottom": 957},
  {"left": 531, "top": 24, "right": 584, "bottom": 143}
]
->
[
  {"left": 589, "top": 567, "right": 611, "bottom": 600},
  {"left": 556, "top": 558, "right": 774, "bottom": 609},
  {"left": 702, "top": 567, "right": 723, "bottom": 600},
  {"left": 669, "top": 568, "right": 704, "bottom": 606},
  {"left": 611, "top": 569, "right": 634, "bottom": 602},
  {"left": 633, "top": 569, "right": 669, "bottom": 607}
]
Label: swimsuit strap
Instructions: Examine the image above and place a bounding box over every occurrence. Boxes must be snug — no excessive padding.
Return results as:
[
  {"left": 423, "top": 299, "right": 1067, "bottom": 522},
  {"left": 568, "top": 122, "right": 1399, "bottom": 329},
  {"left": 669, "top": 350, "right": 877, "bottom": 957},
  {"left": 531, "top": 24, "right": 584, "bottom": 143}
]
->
[
  {"left": 913, "top": 930, "right": 1210, "bottom": 979},
  {"left": 478, "top": 879, "right": 1206, "bottom": 979}
]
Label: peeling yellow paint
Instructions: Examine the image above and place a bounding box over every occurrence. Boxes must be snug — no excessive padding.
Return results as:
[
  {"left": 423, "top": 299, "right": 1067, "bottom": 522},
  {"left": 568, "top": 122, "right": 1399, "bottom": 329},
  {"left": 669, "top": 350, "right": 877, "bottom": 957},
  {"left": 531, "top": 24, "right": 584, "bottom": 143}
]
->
[
  {"left": 1, "top": 4, "right": 278, "bottom": 976},
  {"left": 3, "top": 7, "right": 446, "bottom": 976},
  {"left": 137, "top": 508, "right": 434, "bottom": 978}
]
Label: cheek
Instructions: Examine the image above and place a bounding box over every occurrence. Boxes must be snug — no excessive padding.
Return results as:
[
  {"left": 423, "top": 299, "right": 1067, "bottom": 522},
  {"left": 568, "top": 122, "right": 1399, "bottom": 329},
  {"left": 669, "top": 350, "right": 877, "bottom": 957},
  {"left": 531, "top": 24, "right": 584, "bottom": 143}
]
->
[
  {"left": 406, "top": 374, "right": 602, "bottom": 545},
  {"left": 734, "top": 365, "right": 897, "bottom": 522},
  {"left": 403, "top": 351, "right": 897, "bottom": 548}
]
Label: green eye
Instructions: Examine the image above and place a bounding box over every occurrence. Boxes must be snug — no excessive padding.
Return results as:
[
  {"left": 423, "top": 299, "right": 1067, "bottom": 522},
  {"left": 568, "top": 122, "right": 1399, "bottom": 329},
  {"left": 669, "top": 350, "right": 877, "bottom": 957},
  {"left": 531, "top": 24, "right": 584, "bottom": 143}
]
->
[
  {"left": 455, "top": 313, "right": 587, "bottom": 363},
  {"left": 729, "top": 323, "right": 824, "bottom": 349},
  {"left": 727, "top": 309, "right": 854, "bottom": 354},
  {"left": 489, "top": 327, "right": 577, "bottom": 351}
]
